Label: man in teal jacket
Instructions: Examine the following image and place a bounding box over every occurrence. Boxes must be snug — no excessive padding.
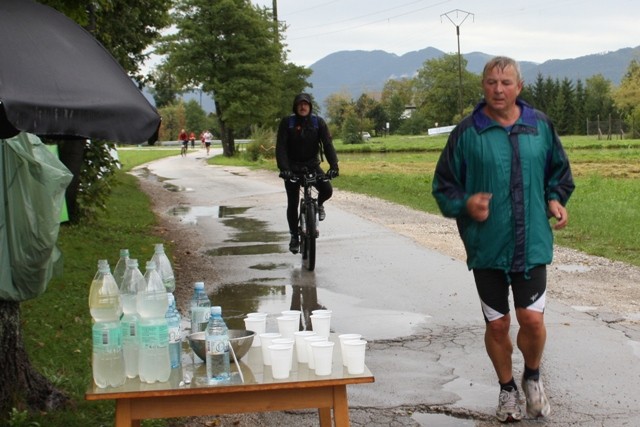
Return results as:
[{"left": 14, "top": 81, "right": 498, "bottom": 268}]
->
[{"left": 433, "top": 56, "right": 574, "bottom": 422}]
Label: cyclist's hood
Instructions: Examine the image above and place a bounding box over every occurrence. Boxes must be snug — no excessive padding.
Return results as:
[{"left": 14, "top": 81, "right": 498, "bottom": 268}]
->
[{"left": 292, "top": 93, "right": 313, "bottom": 115}]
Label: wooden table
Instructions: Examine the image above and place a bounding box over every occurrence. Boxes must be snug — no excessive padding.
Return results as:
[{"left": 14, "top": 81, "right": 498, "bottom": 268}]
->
[{"left": 86, "top": 337, "right": 374, "bottom": 426}]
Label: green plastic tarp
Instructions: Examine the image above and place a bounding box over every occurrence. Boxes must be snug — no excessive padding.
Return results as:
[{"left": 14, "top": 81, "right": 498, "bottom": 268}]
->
[{"left": 1, "top": 132, "right": 72, "bottom": 301}]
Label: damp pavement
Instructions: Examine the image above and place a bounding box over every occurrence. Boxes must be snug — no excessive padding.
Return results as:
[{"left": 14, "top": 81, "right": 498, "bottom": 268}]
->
[{"left": 131, "top": 148, "right": 640, "bottom": 427}]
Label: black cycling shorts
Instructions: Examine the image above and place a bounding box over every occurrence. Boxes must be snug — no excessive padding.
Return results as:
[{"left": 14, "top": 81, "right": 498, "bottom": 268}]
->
[{"left": 472, "top": 265, "right": 547, "bottom": 322}]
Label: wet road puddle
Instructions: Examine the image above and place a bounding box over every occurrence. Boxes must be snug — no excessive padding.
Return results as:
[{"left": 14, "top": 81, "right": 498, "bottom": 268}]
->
[{"left": 209, "top": 282, "right": 428, "bottom": 339}]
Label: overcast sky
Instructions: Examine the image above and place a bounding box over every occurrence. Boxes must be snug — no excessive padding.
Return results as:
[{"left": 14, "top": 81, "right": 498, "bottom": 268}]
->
[{"left": 252, "top": 0, "right": 639, "bottom": 66}]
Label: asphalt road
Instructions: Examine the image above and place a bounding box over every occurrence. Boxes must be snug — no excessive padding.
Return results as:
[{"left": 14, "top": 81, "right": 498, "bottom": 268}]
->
[{"left": 133, "top": 149, "right": 640, "bottom": 427}]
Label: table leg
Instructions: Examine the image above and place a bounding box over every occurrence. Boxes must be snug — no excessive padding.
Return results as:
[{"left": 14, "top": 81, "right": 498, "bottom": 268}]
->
[
  {"left": 114, "top": 399, "right": 139, "bottom": 427},
  {"left": 332, "top": 385, "right": 350, "bottom": 427},
  {"left": 318, "top": 407, "right": 332, "bottom": 426}
]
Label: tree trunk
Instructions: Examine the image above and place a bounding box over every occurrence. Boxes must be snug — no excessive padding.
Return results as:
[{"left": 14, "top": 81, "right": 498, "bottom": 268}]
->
[
  {"left": 214, "top": 101, "right": 235, "bottom": 157},
  {"left": 0, "top": 300, "right": 69, "bottom": 420},
  {"left": 56, "top": 140, "right": 85, "bottom": 223}
]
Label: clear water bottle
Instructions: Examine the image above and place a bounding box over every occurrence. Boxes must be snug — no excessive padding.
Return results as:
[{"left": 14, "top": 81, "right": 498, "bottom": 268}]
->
[
  {"left": 190, "top": 281, "right": 211, "bottom": 334},
  {"left": 89, "top": 260, "right": 122, "bottom": 322},
  {"left": 120, "top": 258, "right": 145, "bottom": 378},
  {"left": 91, "top": 321, "right": 126, "bottom": 388},
  {"left": 137, "top": 260, "right": 170, "bottom": 383},
  {"left": 113, "top": 248, "right": 130, "bottom": 289},
  {"left": 166, "top": 293, "right": 182, "bottom": 369},
  {"left": 151, "top": 243, "right": 176, "bottom": 293},
  {"left": 205, "top": 306, "right": 230, "bottom": 384},
  {"left": 89, "top": 261, "right": 125, "bottom": 388}
]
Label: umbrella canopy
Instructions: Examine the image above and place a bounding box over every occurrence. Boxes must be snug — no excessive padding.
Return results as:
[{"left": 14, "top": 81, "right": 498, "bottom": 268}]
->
[{"left": 0, "top": 0, "right": 160, "bottom": 143}]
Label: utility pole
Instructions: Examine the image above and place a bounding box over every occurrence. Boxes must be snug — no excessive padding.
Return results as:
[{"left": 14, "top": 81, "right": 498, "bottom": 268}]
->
[
  {"left": 441, "top": 9, "right": 474, "bottom": 118},
  {"left": 272, "top": 0, "right": 279, "bottom": 41}
]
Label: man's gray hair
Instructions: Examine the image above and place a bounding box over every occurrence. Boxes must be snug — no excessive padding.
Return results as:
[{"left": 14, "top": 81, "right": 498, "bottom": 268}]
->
[{"left": 483, "top": 56, "right": 523, "bottom": 83}]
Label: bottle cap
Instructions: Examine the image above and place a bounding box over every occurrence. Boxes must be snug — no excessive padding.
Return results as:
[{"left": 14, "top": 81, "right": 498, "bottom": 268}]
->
[
  {"left": 210, "top": 306, "right": 222, "bottom": 316},
  {"left": 119, "top": 249, "right": 129, "bottom": 257},
  {"left": 126, "top": 258, "right": 138, "bottom": 267},
  {"left": 146, "top": 260, "right": 156, "bottom": 270},
  {"left": 194, "top": 281, "right": 204, "bottom": 290}
]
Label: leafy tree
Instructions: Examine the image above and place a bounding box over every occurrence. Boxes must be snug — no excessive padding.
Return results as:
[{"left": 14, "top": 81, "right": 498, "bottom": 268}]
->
[
  {"left": 324, "top": 92, "right": 352, "bottom": 130},
  {"left": 162, "top": 0, "right": 296, "bottom": 156},
  {"left": 413, "top": 54, "right": 480, "bottom": 126},
  {"left": 341, "top": 105, "right": 362, "bottom": 144},
  {"left": 150, "top": 64, "right": 180, "bottom": 108},
  {"left": 381, "top": 78, "right": 413, "bottom": 133},
  {"left": 613, "top": 59, "right": 640, "bottom": 136},
  {"left": 573, "top": 79, "right": 587, "bottom": 134},
  {"left": 184, "top": 99, "right": 208, "bottom": 136}
]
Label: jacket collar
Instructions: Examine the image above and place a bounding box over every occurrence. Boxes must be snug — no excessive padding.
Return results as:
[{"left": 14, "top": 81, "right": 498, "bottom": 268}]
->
[{"left": 472, "top": 98, "right": 538, "bottom": 134}]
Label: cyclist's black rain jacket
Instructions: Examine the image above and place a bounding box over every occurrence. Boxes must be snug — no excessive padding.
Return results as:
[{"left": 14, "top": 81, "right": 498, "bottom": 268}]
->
[{"left": 276, "top": 93, "right": 339, "bottom": 173}]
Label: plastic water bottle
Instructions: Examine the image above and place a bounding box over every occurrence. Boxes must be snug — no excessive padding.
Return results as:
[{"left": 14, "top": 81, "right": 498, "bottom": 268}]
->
[
  {"left": 113, "top": 248, "right": 130, "bottom": 289},
  {"left": 190, "top": 281, "right": 211, "bottom": 334},
  {"left": 151, "top": 243, "right": 176, "bottom": 293},
  {"left": 205, "top": 306, "right": 230, "bottom": 384},
  {"left": 89, "top": 261, "right": 125, "bottom": 388},
  {"left": 137, "top": 260, "right": 170, "bottom": 383},
  {"left": 166, "top": 293, "right": 182, "bottom": 368},
  {"left": 89, "top": 261, "right": 122, "bottom": 322},
  {"left": 119, "top": 258, "right": 145, "bottom": 378}
]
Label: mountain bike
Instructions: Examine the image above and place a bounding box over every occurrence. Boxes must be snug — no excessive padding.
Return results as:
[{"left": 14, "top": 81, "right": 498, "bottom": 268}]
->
[{"left": 289, "top": 169, "right": 331, "bottom": 271}]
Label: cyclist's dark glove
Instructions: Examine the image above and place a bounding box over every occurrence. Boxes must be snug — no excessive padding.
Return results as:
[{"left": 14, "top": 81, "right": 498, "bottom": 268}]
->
[
  {"left": 327, "top": 168, "right": 339, "bottom": 179},
  {"left": 279, "top": 170, "right": 293, "bottom": 180}
]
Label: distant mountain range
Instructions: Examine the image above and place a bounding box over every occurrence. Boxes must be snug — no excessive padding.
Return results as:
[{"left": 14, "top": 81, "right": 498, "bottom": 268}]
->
[
  {"left": 307, "top": 46, "right": 640, "bottom": 110},
  {"left": 149, "top": 45, "right": 640, "bottom": 114}
]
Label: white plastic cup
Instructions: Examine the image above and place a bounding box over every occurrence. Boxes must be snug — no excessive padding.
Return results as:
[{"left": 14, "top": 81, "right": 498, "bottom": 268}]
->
[
  {"left": 269, "top": 344, "right": 293, "bottom": 379},
  {"left": 343, "top": 339, "right": 367, "bottom": 375},
  {"left": 304, "top": 335, "right": 328, "bottom": 369},
  {"left": 294, "top": 331, "right": 317, "bottom": 363},
  {"left": 247, "top": 312, "right": 268, "bottom": 318},
  {"left": 277, "top": 315, "right": 299, "bottom": 340},
  {"left": 311, "top": 341, "right": 335, "bottom": 376},
  {"left": 338, "top": 334, "right": 362, "bottom": 366},
  {"left": 310, "top": 314, "right": 331, "bottom": 338},
  {"left": 272, "top": 338, "right": 294, "bottom": 370},
  {"left": 244, "top": 317, "right": 266, "bottom": 347},
  {"left": 259, "top": 332, "right": 282, "bottom": 365},
  {"left": 281, "top": 310, "right": 302, "bottom": 321},
  {"left": 312, "top": 309, "right": 332, "bottom": 316}
]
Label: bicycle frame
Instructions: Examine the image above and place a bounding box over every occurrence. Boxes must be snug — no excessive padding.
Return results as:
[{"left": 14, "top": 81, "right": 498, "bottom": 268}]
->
[{"left": 291, "top": 169, "right": 328, "bottom": 271}]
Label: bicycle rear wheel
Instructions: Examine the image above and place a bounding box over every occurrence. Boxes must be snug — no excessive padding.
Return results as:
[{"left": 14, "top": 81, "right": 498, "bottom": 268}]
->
[{"left": 302, "top": 203, "right": 317, "bottom": 271}]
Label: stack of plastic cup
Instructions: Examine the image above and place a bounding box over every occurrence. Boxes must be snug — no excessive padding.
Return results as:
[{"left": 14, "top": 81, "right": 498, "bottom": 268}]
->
[
  {"left": 338, "top": 333, "right": 362, "bottom": 366},
  {"left": 294, "top": 331, "right": 317, "bottom": 363},
  {"left": 304, "top": 335, "right": 328, "bottom": 369},
  {"left": 259, "top": 332, "right": 281, "bottom": 365},
  {"left": 310, "top": 312, "right": 331, "bottom": 338}
]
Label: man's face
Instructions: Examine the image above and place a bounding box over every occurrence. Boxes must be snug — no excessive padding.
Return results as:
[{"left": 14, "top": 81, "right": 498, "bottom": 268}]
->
[
  {"left": 296, "top": 100, "right": 311, "bottom": 117},
  {"left": 482, "top": 65, "right": 523, "bottom": 114}
]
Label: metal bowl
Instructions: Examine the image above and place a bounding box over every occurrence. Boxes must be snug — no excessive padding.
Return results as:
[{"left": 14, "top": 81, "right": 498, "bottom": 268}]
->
[{"left": 188, "top": 329, "right": 255, "bottom": 363}]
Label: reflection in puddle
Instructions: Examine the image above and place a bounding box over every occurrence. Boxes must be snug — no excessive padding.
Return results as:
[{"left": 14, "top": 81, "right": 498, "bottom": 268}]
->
[
  {"left": 249, "top": 263, "right": 289, "bottom": 271},
  {"left": 207, "top": 244, "right": 285, "bottom": 256},
  {"left": 210, "top": 282, "right": 427, "bottom": 340},
  {"left": 167, "top": 205, "right": 250, "bottom": 225},
  {"left": 163, "top": 182, "right": 193, "bottom": 192}
]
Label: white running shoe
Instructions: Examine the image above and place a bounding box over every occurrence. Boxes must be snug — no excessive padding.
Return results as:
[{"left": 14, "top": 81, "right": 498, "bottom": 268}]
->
[
  {"left": 521, "top": 377, "right": 551, "bottom": 418},
  {"left": 496, "top": 388, "right": 524, "bottom": 423}
]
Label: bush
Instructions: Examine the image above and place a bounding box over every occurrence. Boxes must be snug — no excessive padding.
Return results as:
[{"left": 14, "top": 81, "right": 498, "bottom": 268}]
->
[{"left": 245, "top": 125, "right": 276, "bottom": 161}]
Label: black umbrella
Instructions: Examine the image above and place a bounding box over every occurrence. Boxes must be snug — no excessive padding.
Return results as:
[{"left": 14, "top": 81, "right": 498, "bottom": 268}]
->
[{"left": 0, "top": 0, "right": 161, "bottom": 143}]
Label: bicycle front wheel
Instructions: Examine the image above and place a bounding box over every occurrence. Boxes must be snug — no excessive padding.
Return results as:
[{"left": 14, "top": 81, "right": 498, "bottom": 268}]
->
[{"left": 302, "top": 203, "right": 317, "bottom": 271}]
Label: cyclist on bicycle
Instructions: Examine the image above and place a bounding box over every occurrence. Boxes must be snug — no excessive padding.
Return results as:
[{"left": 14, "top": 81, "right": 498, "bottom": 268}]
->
[{"left": 276, "top": 93, "right": 339, "bottom": 254}]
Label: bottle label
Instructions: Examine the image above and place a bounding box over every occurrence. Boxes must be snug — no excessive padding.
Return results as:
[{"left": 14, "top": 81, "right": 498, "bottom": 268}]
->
[
  {"left": 121, "top": 319, "right": 137, "bottom": 339},
  {"left": 206, "top": 336, "right": 229, "bottom": 355},
  {"left": 92, "top": 324, "right": 122, "bottom": 350},
  {"left": 138, "top": 322, "right": 169, "bottom": 348},
  {"left": 168, "top": 325, "right": 180, "bottom": 344}
]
